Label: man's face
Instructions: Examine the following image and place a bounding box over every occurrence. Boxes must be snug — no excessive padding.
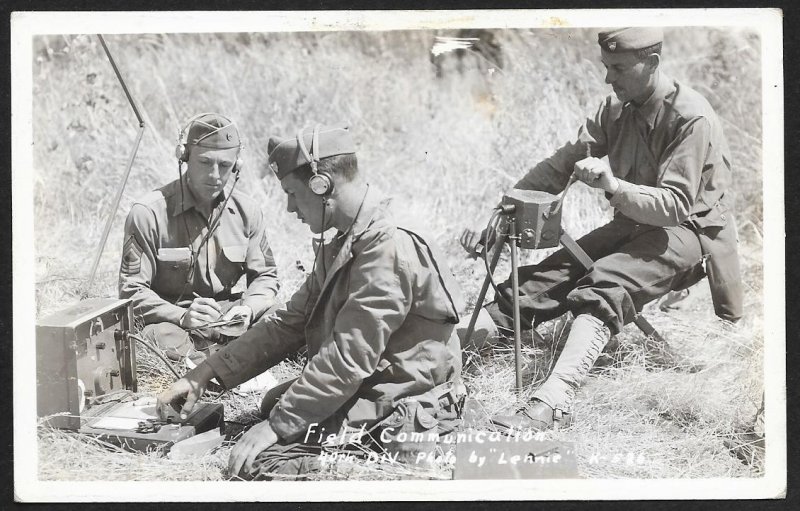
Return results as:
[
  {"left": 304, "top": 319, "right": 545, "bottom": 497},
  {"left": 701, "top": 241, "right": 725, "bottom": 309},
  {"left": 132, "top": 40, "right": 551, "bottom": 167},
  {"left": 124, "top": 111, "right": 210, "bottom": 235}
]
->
[
  {"left": 600, "top": 49, "right": 655, "bottom": 104},
  {"left": 280, "top": 172, "right": 328, "bottom": 234},
  {"left": 185, "top": 146, "right": 239, "bottom": 204}
]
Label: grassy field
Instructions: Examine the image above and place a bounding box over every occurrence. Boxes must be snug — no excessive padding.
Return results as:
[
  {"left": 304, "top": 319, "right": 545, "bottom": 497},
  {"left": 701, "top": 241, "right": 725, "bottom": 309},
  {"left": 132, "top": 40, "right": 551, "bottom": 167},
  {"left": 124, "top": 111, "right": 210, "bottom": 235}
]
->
[{"left": 31, "top": 26, "right": 765, "bottom": 481}]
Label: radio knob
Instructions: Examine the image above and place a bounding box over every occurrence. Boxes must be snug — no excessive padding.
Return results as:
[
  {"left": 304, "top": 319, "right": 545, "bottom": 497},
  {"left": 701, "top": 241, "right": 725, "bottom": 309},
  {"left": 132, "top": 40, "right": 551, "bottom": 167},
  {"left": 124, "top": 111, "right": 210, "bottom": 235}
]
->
[{"left": 522, "top": 229, "right": 536, "bottom": 243}]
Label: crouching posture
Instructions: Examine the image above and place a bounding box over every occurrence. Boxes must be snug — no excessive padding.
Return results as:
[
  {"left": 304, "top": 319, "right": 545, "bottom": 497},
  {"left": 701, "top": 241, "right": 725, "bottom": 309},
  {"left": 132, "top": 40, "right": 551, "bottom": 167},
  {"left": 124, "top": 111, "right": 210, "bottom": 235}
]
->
[
  {"left": 460, "top": 28, "right": 743, "bottom": 432},
  {"left": 159, "top": 123, "right": 464, "bottom": 479},
  {"left": 119, "top": 113, "right": 279, "bottom": 362}
]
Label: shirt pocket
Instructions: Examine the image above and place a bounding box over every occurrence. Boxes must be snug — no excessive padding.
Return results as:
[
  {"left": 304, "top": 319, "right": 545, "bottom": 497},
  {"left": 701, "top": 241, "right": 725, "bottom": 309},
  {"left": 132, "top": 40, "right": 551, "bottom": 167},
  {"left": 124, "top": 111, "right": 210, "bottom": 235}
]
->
[
  {"left": 218, "top": 244, "right": 248, "bottom": 288},
  {"left": 154, "top": 247, "right": 193, "bottom": 296}
]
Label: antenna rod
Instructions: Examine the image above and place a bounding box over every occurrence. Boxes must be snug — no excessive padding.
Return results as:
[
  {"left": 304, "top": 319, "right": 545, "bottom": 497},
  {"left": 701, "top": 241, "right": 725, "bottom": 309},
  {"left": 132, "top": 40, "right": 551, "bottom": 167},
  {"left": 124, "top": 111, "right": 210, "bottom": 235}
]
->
[
  {"left": 87, "top": 35, "right": 145, "bottom": 290},
  {"left": 97, "top": 34, "right": 144, "bottom": 127}
]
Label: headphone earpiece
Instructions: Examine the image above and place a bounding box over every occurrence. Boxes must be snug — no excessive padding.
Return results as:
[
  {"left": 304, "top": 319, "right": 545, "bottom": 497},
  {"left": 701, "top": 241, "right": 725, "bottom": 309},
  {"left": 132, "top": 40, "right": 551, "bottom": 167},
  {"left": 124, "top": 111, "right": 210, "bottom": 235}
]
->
[
  {"left": 234, "top": 157, "right": 244, "bottom": 174},
  {"left": 308, "top": 172, "right": 333, "bottom": 196},
  {"left": 175, "top": 143, "right": 188, "bottom": 163}
]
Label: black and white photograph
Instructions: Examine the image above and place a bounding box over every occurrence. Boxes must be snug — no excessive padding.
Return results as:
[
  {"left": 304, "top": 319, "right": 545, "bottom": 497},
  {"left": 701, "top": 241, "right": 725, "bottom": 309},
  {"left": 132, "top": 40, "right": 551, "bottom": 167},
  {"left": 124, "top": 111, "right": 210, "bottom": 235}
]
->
[{"left": 12, "top": 9, "right": 785, "bottom": 501}]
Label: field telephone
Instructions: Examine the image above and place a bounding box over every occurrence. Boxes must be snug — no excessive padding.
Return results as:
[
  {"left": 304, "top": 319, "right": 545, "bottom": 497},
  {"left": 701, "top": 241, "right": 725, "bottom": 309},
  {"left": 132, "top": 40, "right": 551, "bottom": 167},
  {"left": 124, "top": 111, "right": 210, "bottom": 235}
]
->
[{"left": 463, "top": 185, "right": 669, "bottom": 393}]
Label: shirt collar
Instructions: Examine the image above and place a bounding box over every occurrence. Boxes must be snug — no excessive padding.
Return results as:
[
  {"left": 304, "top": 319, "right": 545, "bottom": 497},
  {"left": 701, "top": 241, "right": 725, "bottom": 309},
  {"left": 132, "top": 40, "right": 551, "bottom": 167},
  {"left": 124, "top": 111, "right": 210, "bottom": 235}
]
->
[
  {"left": 170, "top": 178, "right": 228, "bottom": 217},
  {"left": 629, "top": 72, "right": 675, "bottom": 129},
  {"left": 340, "top": 184, "right": 385, "bottom": 240}
]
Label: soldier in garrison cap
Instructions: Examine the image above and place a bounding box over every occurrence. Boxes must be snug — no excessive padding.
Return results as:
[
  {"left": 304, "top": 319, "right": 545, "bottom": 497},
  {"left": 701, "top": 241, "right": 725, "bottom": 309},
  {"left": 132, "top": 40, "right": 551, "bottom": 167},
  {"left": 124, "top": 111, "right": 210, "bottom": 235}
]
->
[
  {"left": 159, "top": 123, "right": 465, "bottom": 479},
  {"left": 460, "top": 27, "right": 743, "bottom": 431},
  {"left": 119, "top": 113, "right": 280, "bottom": 363}
]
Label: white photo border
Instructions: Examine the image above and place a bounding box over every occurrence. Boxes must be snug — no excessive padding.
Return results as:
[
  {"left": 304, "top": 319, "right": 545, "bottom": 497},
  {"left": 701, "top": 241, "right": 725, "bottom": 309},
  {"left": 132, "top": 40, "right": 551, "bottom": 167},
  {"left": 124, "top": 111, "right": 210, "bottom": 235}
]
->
[{"left": 12, "top": 8, "right": 786, "bottom": 502}]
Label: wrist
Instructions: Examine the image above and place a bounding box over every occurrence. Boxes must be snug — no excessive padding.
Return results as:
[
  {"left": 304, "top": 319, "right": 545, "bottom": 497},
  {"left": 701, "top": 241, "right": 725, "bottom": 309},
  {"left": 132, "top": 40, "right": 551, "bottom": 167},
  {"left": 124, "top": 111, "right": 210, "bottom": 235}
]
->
[
  {"left": 607, "top": 176, "right": 621, "bottom": 195},
  {"left": 187, "top": 361, "right": 216, "bottom": 385},
  {"left": 179, "top": 310, "right": 189, "bottom": 328}
]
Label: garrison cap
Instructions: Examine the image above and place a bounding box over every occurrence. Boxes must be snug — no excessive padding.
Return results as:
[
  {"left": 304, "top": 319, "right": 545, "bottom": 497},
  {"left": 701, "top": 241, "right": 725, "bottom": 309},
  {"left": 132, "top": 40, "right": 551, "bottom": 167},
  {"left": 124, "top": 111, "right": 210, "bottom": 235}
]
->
[
  {"left": 268, "top": 123, "right": 356, "bottom": 179},
  {"left": 186, "top": 113, "right": 241, "bottom": 149},
  {"left": 598, "top": 27, "right": 664, "bottom": 52}
]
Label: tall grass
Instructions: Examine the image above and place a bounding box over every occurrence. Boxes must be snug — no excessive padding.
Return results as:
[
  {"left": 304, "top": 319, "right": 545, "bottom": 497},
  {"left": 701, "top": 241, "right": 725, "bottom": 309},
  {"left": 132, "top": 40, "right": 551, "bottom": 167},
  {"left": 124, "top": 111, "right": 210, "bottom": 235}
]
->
[{"left": 32, "top": 26, "right": 764, "bottom": 479}]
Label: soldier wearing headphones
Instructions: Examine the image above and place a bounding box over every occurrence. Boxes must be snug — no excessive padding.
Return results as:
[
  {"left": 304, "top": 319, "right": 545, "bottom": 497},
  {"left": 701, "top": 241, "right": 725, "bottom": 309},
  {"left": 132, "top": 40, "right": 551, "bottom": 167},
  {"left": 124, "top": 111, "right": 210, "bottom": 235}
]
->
[
  {"left": 118, "top": 113, "right": 280, "bottom": 362},
  {"left": 159, "top": 123, "right": 465, "bottom": 479}
]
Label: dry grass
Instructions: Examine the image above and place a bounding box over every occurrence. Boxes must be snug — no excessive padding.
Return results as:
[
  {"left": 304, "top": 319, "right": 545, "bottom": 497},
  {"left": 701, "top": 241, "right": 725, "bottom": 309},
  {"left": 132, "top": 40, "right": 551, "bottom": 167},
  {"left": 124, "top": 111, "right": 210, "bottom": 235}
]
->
[{"left": 31, "top": 27, "right": 764, "bottom": 480}]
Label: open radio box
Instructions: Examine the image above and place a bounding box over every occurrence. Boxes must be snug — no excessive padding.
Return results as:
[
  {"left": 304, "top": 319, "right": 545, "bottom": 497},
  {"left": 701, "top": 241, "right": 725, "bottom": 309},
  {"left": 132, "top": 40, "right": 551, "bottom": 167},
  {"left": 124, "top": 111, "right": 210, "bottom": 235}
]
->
[{"left": 36, "top": 297, "right": 223, "bottom": 453}]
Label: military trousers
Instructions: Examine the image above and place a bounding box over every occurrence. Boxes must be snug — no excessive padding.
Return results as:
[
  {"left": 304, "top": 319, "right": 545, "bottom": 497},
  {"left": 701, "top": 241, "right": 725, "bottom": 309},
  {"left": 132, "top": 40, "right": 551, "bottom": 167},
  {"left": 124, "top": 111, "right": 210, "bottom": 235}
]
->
[{"left": 487, "top": 215, "right": 705, "bottom": 335}]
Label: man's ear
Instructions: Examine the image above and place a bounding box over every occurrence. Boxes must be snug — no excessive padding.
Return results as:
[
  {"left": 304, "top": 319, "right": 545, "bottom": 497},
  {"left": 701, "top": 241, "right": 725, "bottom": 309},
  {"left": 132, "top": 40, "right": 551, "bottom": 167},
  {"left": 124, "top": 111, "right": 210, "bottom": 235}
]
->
[{"left": 644, "top": 53, "right": 660, "bottom": 74}]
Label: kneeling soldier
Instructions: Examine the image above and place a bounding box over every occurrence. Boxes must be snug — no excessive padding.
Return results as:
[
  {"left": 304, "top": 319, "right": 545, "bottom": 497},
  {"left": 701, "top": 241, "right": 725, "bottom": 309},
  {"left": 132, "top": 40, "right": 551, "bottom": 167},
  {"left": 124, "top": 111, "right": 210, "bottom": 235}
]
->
[
  {"left": 118, "top": 113, "right": 280, "bottom": 362},
  {"left": 158, "top": 123, "right": 464, "bottom": 479}
]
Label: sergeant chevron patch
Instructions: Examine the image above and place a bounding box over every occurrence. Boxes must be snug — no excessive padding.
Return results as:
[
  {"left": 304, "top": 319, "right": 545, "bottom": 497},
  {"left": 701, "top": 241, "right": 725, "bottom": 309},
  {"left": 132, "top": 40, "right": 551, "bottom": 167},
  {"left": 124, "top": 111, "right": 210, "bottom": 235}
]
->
[{"left": 121, "top": 235, "right": 143, "bottom": 274}]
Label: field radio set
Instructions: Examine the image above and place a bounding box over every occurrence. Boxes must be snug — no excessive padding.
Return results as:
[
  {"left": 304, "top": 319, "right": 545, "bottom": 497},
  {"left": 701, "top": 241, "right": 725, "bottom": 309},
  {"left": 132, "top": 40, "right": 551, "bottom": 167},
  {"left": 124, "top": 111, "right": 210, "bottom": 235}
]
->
[{"left": 36, "top": 297, "right": 223, "bottom": 453}]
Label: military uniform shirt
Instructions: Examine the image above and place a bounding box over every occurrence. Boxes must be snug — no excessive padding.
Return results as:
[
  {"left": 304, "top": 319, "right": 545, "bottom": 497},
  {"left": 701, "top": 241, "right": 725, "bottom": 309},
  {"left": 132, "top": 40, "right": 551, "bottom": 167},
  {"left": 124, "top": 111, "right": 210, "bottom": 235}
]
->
[
  {"left": 205, "top": 188, "right": 464, "bottom": 442},
  {"left": 515, "top": 72, "right": 734, "bottom": 229},
  {"left": 118, "top": 178, "right": 280, "bottom": 325},
  {"left": 513, "top": 71, "right": 742, "bottom": 320}
]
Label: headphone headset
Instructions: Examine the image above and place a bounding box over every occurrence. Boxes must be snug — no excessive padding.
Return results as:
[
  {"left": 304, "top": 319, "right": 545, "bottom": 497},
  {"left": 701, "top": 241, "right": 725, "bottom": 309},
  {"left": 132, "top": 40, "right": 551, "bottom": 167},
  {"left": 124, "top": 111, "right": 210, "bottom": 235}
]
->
[
  {"left": 172, "top": 113, "right": 244, "bottom": 305},
  {"left": 175, "top": 112, "right": 244, "bottom": 173},
  {"left": 296, "top": 124, "right": 333, "bottom": 196}
]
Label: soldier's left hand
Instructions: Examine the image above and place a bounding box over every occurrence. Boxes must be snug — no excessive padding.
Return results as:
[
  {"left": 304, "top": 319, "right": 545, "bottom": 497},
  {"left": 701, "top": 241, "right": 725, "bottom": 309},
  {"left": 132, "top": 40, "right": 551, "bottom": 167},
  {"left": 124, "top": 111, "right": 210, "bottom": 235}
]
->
[
  {"left": 222, "top": 305, "right": 253, "bottom": 326},
  {"left": 573, "top": 157, "right": 620, "bottom": 194},
  {"left": 228, "top": 419, "right": 279, "bottom": 478}
]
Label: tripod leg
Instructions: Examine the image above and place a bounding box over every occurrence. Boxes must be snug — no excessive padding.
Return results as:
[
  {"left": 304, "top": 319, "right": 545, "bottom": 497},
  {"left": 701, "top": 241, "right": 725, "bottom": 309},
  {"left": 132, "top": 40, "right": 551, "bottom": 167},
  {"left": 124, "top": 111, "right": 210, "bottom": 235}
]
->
[
  {"left": 462, "top": 233, "right": 507, "bottom": 346},
  {"left": 509, "top": 222, "right": 523, "bottom": 394},
  {"left": 463, "top": 273, "right": 494, "bottom": 347}
]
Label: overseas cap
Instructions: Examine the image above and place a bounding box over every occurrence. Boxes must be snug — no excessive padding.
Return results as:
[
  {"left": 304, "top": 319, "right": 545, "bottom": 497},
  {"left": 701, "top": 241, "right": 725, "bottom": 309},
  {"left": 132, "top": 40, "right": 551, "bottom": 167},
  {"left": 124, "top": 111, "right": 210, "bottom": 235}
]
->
[
  {"left": 186, "top": 113, "right": 241, "bottom": 149},
  {"left": 268, "top": 123, "right": 356, "bottom": 179},
  {"left": 597, "top": 27, "right": 664, "bottom": 52}
]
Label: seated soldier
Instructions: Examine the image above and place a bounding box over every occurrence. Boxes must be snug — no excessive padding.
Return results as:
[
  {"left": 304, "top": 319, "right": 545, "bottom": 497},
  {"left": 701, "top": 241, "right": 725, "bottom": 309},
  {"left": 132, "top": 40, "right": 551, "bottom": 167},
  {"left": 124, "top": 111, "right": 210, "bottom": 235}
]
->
[
  {"left": 119, "top": 113, "right": 279, "bottom": 362},
  {"left": 459, "top": 28, "right": 743, "bottom": 431},
  {"left": 158, "top": 123, "right": 464, "bottom": 479}
]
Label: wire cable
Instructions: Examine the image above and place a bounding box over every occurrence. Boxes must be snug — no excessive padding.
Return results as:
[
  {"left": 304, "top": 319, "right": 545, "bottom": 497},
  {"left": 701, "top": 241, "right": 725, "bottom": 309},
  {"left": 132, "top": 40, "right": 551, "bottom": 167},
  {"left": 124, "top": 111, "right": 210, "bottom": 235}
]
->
[
  {"left": 128, "top": 332, "right": 183, "bottom": 380},
  {"left": 175, "top": 170, "right": 241, "bottom": 304},
  {"left": 482, "top": 208, "right": 515, "bottom": 311}
]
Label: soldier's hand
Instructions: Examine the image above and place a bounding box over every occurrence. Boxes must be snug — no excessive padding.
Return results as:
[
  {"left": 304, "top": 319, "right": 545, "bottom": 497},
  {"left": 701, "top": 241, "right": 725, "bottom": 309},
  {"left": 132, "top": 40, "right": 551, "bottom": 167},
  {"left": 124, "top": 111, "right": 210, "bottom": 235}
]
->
[
  {"left": 574, "top": 157, "right": 620, "bottom": 194},
  {"left": 156, "top": 363, "right": 215, "bottom": 420},
  {"left": 460, "top": 226, "right": 491, "bottom": 258},
  {"left": 180, "top": 297, "right": 222, "bottom": 328},
  {"left": 228, "top": 419, "right": 279, "bottom": 478},
  {"left": 223, "top": 305, "right": 253, "bottom": 326}
]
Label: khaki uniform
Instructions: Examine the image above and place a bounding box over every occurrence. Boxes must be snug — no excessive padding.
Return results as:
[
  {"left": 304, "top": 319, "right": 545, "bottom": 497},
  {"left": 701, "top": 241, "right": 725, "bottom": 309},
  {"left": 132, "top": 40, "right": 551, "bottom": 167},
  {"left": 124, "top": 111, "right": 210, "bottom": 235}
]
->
[
  {"left": 118, "top": 178, "right": 280, "bottom": 325},
  {"left": 206, "top": 188, "right": 464, "bottom": 443},
  {"left": 491, "top": 73, "right": 743, "bottom": 333}
]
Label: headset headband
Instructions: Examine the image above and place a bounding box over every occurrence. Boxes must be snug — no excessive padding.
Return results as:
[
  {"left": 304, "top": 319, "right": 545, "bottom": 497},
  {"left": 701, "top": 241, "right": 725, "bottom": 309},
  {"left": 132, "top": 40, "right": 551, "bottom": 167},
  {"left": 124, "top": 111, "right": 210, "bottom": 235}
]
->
[{"left": 296, "top": 124, "right": 322, "bottom": 171}]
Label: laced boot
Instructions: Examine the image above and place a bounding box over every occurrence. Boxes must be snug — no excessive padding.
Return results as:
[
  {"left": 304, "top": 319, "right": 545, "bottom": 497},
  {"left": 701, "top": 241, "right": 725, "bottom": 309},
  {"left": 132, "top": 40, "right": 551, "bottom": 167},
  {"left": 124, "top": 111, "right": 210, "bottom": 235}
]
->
[{"left": 492, "top": 314, "right": 611, "bottom": 432}]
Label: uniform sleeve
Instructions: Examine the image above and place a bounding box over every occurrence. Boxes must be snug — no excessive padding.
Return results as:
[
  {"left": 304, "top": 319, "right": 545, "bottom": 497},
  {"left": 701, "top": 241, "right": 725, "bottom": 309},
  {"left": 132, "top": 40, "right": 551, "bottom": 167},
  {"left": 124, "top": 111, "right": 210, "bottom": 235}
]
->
[
  {"left": 609, "top": 116, "right": 710, "bottom": 226},
  {"left": 514, "top": 99, "right": 610, "bottom": 193},
  {"left": 118, "top": 204, "right": 186, "bottom": 325},
  {"left": 268, "top": 232, "right": 414, "bottom": 442},
  {"left": 204, "top": 273, "right": 313, "bottom": 387},
  {"left": 241, "top": 207, "right": 280, "bottom": 319}
]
